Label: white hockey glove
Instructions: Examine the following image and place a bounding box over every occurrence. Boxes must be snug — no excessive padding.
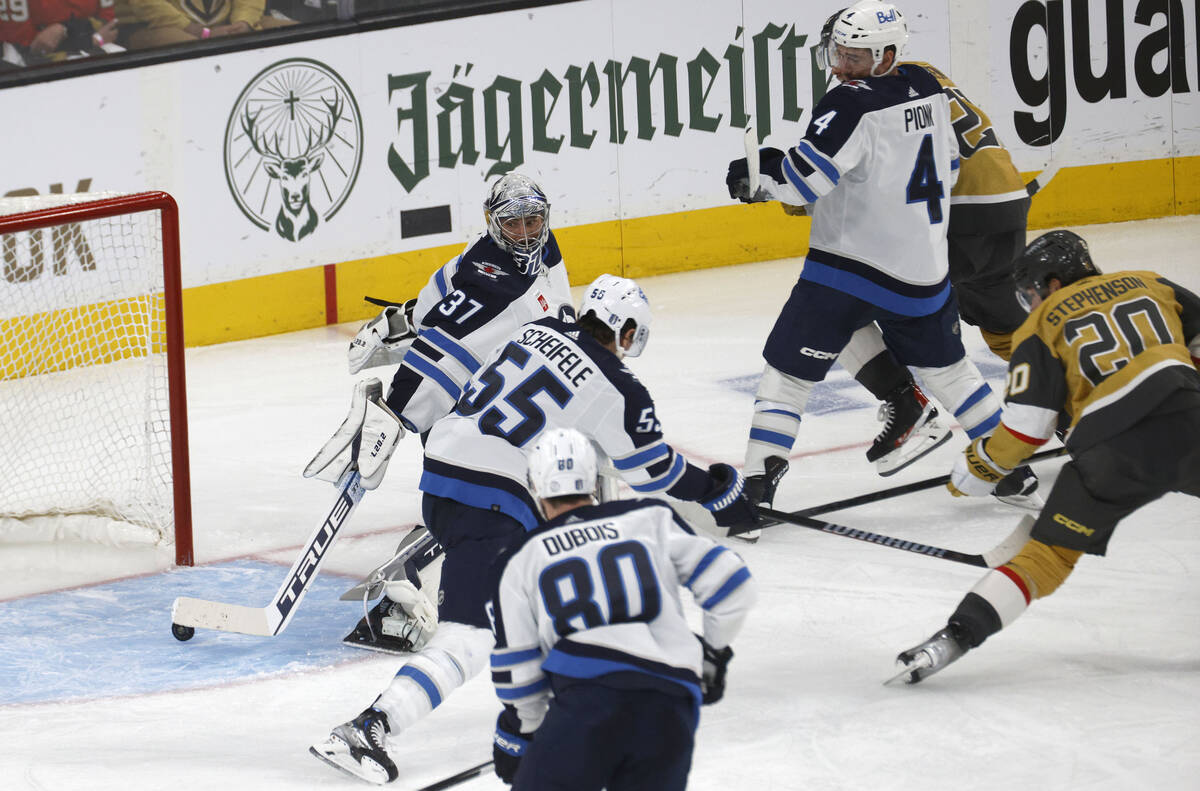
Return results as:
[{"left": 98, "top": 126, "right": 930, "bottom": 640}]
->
[
  {"left": 947, "top": 437, "right": 1011, "bottom": 498},
  {"left": 303, "top": 378, "right": 404, "bottom": 491},
  {"left": 380, "top": 579, "right": 438, "bottom": 651},
  {"left": 348, "top": 299, "right": 418, "bottom": 374}
]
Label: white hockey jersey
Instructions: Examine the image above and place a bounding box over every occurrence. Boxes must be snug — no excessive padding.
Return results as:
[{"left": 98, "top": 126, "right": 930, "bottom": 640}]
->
[
  {"left": 488, "top": 498, "right": 756, "bottom": 732},
  {"left": 420, "top": 317, "right": 722, "bottom": 530},
  {"left": 385, "top": 232, "right": 573, "bottom": 433},
  {"left": 759, "top": 63, "right": 960, "bottom": 317}
]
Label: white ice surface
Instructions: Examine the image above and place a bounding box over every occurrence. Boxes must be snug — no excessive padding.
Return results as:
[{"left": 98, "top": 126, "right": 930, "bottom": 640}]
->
[{"left": 2, "top": 216, "right": 1199, "bottom": 790}]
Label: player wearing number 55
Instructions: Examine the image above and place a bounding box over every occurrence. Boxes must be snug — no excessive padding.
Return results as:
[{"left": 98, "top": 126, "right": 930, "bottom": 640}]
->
[
  {"left": 485, "top": 428, "right": 757, "bottom": 789},
  {"left": 310, "top": 274, "right": 758, "bottom": 784}
]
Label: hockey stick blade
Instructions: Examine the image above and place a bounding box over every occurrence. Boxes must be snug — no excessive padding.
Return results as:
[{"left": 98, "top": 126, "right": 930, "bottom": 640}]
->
[
  {"left": 755, "top": 446, "right": 1064, "bottom": 528},
  {"left": 753, "top": 511, "right": 1034, "bottom": 569},
  {"left": 411, "top": 760, "right": 493, "bottom": 791},
  {"left": 172, "top": 469, "right": 366, "bottom": 638}
]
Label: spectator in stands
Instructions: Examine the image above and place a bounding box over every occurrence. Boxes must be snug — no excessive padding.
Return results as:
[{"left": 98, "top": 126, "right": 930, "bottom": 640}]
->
[
  {"left": 2, "top": 0, "right": 121, "bottom": 66},
  {"left": 117, "top": 0, "right": 292, "bottom": 49}
]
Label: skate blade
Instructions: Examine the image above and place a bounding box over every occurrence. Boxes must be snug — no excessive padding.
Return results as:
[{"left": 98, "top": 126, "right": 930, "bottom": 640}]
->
[
  {"left": 875, "top": 425, "right": 953, "bottom": 477},
  {"left": 994, "top": 490, "right": 1045, "bottom": 512},
  {"left": 883, "top": 654, "right": 932, "bottom": 686},
  {"left": 309, "top": 744, "right": 390, "bottom": 785}
]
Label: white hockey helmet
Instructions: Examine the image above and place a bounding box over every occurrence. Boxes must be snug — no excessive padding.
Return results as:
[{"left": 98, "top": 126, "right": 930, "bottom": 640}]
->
[
  {"left": 824, "top": 1, "right": 908, "bottom": 76},
  {"left": 578, "top": 274, "right": 652, "bottom": 358},
  {"left": 484, "top": 173, "right": 551, "bottom": 276},
  {"left": 527, "top": 427, "right": 599, "bottom": 502}
]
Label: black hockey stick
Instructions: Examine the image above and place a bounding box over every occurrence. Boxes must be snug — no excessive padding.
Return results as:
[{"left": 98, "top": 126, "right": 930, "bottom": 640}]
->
[
  {"left": 768, "top": 446, "right": 1065, "bottom": 524},
  {"left": 752, "top": 510, "right": 1034, "bottom": 569},
  {"left": 413, "top": 760, "right": 493, "bottom": 791}
]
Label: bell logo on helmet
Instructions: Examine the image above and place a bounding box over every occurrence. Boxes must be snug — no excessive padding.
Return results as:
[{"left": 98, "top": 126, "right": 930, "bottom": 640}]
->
[{"left": 876, "top": 9, "right": 896, "bottom": 22}]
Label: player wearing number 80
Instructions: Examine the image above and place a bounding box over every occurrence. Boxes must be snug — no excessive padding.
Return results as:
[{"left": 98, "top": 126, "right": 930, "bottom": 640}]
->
[
  {"left": 893, "top": 231, "right": 1200, "bottom": 683},
  {"left": 486, "top": 428, "right": 756, "bottom": 789}
]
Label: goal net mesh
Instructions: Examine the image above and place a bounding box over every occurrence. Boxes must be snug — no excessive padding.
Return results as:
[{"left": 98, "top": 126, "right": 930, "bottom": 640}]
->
[{"left": 0, "top": 192, "right": 181, "bottom": 551}]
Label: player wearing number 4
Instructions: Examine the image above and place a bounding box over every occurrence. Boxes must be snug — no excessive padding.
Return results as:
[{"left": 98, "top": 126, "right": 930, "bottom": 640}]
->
[
  {"left": 487, "top": 428, "right": 756, "bottom": 790},
  {"left": 725, "top": 1, "right": 1006, "bottom": 518},
  {"left": 892, "top": 231, "right": 1200, "bottom": 683},
  {"left": 310, "top": 274, "right": 757, "bottom": 784}
]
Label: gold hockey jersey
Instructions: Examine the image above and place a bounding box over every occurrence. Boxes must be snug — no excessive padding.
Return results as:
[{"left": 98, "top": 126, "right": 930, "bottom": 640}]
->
[
  {"left": 985, "top": 271, "right": 1200, "bottom": 467},
  {"left": 907, "top": 62, "right": 1029, "bottom": 234}
]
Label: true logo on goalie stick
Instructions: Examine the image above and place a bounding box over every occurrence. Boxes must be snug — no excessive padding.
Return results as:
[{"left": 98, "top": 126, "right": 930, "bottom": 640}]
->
[{"left": 224, "top": 59, "right": 363, "bottom": 243}]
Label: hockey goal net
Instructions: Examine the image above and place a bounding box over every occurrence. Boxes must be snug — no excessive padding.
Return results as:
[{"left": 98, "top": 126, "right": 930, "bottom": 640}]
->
[{"left": 0, "top": 191, "right": 193, "bottom": 565}]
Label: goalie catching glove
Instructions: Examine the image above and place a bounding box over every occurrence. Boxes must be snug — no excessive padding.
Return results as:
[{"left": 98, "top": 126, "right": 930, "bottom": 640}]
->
[
  {"left": 947, "top": 437, "right": 1011, "bottom": 497},
  {"left": 348, "top": 298, "right": 418, "bottom": 374},
  {"left": 304, "top": 378, "right": 404, "bottom": 491}
]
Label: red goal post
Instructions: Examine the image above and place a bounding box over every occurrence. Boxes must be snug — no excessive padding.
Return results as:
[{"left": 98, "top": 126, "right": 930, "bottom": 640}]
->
[{"left": 0, "top": 191, "right": 193, "bottom": 565}]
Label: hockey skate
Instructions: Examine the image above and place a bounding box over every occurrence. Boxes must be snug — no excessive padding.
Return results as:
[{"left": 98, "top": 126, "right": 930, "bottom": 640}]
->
[
  {"left": 310, "top": 707, "right": 398, "bottom": 785},
  {"left": 737, "top": 456, "right": 790, "bottom": 541},
  {"left": 887, "top": 625, "right": 970, "bottom": 685},
  {"left": 992, "top": 465, "right": 1044, "bottom": 512},
  {"left": 867, "top": 382, "right": 952, "bottom": 477}
]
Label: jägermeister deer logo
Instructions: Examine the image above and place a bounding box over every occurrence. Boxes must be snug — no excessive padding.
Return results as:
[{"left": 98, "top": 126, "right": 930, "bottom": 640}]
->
[{"left": 225, "top": 58, "right": 363, "bottom": 242}]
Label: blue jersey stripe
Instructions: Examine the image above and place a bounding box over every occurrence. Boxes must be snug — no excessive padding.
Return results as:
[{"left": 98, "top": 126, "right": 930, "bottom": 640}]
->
[
  {"left": 492, "top": 647, "right": 542, "bottom": 667},
  {"left": 966, "top": 410, "right": 1002, "bottom": 439},
  {"left": 435, "top": 263, "right": 451, "bottom": 298},
  {"left": 685, "top": 546, "right": 726, "bottom": 588},
  {"left": 419, "top": 471, "right": 538, "bottom": 530},
  {"left": 801, "top": 259, "right": 950, "bottom": 317},
  {"left": 954, "top": 384, "right": 992, "bottom": 417},
  {"left": 422, "top": 327, "right": 481, "bottom": 373},
  {"left": 495, "top": 677, "right": 551, "bottom": 701},
  {"left": 702, "top": 567, "right": 751, "bottom": 609},
  {"left": 541, "top": 650, "right": 701, "bottom": 706},
  {"left": 749, "top": 427, "right": 795, "bottom": 450},
  {"left": 612, "top": 443, "right": 670, "bottom": 471},
  {"left": 629, "top": 451, "right": 685, "bottom": 493},
  {"left": 402, "top": 354, "right": 461, "bottom": 401},
  {"left": 797, "top": 141, "right": 840, "bottom": 184},
  {"left": 782, "top": 158, "right": 819, "bottom": 203},
  {"left": 397, "top": 665, "right": 442, "bottom": 708}
]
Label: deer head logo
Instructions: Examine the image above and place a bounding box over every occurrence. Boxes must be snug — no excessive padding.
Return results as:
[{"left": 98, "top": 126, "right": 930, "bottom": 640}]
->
[
  {"left": 224, "top": 59, "right": 363, "bottom": 243},
  {"left": 240, "top": 95, "right": 343, "bottom": 242}
]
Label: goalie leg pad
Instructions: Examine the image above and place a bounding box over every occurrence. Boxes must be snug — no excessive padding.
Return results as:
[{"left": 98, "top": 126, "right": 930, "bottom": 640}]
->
[{"left": 304, "top": 378, "right": 404, "bottom": 490}]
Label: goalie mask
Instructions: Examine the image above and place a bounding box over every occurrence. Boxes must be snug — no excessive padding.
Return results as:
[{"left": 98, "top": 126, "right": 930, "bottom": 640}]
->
[
  {"left": 579, "top": 274, "right": 652, "bottom": 358},
  {"left": 527, "top": 427, "right": 599, "bottom": 503},
  {"left": 1013, "top": 230, "right": 1099, "bottom": 312},
  {"left": 820, "top": 1, "right": 908, "bottom": 76},
  {"left": 484, "top": 173, "right": 551, "bottom": 276}
]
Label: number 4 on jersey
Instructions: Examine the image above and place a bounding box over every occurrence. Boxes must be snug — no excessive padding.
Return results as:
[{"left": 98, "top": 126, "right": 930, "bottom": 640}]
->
[{"left": 906, "top": 133, "right": 944, "bottom": 224}]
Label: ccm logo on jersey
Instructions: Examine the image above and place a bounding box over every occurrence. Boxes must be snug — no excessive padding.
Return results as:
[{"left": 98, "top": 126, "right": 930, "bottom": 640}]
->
[
  {"left": 800, "top": 346, "right": 839, "bottom": 361},
  {"left": 1052, "top": 513, "right": 1094, "bottom": 537}
]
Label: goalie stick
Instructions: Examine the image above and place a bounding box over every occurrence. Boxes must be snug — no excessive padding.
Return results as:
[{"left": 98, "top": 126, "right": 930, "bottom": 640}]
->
[
  {"left": 170, "top": 467, "right": 365, "bottom": 640},
  {"left": 750, "top": 509, "right": 1034, "bottom": 569}
]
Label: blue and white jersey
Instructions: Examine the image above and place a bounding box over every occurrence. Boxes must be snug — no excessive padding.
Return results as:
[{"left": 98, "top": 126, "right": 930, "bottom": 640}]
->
[
  {"left": 384, "top": 232, "right": 573, "bottom": 433},
  {"left": 419, "top": 317, "right": 721, "bottom": 530},
  {"left": 488, "top": 499, "right": 756, "bottom": 732},
  {"left": 759, "top": 64, "right": 960, "bottom": 317}
]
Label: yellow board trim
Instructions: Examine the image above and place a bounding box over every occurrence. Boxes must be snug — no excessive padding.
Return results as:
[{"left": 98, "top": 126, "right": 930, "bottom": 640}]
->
[{"left": 174, "top": 155, "right": 1197, "bottom": 347}]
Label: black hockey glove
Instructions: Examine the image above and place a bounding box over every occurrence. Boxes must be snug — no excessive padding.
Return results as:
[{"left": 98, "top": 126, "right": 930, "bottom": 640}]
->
[
  {"left": 698, "top": 636, "right": 734, "bottom": 704},
  {"left": 726, "top": 148, "right": 787, "bottom": 202},
  {"left": 493, "top": 708, "right": 534, "bottom": 785},
  {"left": 701, "top": 463, "right": 759, "bottom": 529},
  {"left": 744, "top": 456, "right": 789, "bottom": 509}
]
